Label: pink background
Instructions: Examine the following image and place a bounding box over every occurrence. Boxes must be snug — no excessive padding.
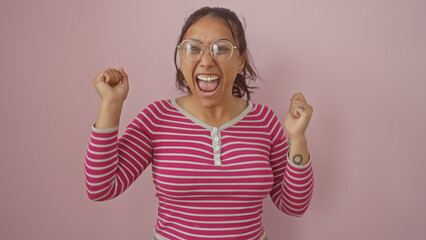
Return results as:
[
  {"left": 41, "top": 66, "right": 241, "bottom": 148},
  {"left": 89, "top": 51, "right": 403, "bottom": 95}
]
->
[{"left": 1, "top": 0, "right": 425, "bottom": 239}]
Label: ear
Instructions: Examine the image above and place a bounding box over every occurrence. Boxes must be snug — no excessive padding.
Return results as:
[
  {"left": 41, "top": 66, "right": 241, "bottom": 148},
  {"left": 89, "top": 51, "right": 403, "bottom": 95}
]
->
[{"left": 238, "top": 51, "right": 247, "bottom": 73}]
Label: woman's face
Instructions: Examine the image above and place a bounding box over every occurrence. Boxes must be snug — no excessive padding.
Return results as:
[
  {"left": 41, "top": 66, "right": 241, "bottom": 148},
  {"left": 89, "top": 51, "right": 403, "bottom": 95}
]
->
[{"left": 180, "top": 15, "right": 245, "bottom": 109}]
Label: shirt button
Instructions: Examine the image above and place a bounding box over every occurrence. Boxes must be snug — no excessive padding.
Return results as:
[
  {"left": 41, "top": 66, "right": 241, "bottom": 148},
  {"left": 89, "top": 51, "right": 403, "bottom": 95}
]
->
[
  {"left": 215, "top": 146, "right": 220, "bottom": 151},
  {"left": 214, "top": 137, "right": 219, "bottom": 142},
  {"left": 212, "top": 127, "right": 218, "bottom": 132}
]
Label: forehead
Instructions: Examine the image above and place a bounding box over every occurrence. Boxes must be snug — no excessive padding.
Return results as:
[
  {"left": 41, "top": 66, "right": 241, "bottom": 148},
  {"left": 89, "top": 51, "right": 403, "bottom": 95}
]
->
[{"left": 184, "top": 15, "right": 235, "bottom": 44}]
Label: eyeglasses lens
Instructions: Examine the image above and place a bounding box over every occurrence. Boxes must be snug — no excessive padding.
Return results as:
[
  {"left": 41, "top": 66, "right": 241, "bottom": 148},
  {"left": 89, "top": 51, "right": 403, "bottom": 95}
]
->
[{"left": 211, "top": 40, "right": 233, "bottom": 62}]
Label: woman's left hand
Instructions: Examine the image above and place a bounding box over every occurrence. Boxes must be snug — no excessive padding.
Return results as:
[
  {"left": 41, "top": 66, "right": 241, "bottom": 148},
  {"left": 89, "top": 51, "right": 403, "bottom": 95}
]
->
[{"left": 283, "top": 92, "right": 313, "bottom": 139}]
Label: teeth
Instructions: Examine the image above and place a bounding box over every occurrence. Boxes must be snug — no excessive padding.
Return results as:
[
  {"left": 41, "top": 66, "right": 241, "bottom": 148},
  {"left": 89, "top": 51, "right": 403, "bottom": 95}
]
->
[{"left": 197, "top": 75, "right": 219, "bottom": 81}]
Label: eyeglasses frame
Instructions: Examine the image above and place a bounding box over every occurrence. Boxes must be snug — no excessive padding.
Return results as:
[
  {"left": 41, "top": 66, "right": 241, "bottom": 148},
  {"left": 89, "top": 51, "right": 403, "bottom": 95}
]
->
[{"left": 177, "top": 38, "right": 239, "bottom": 63}]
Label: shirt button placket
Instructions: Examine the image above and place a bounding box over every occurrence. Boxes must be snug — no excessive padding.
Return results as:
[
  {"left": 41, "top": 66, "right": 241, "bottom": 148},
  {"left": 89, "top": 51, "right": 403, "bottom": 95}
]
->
[{"left": 211, "top": 127, "right": 222, "bottom": 166}]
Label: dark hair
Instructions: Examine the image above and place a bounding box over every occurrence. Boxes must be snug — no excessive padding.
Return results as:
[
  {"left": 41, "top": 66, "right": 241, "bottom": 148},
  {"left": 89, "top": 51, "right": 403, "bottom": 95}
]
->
[{"left": 174, "top": 7, "right": 257, "bottom": 100}]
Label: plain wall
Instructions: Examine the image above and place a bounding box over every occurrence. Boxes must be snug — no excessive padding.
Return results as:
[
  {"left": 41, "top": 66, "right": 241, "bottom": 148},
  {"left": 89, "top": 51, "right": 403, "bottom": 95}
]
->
[{"left": 1, "top": 0, "right": 425, "bottom": 239}]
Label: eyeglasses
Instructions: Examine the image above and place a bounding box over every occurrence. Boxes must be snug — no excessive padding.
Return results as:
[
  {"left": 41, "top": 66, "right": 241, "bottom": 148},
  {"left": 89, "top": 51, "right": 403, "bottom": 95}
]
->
[{"left": 177, "top": 38, "right": 238, "bottom": 63}]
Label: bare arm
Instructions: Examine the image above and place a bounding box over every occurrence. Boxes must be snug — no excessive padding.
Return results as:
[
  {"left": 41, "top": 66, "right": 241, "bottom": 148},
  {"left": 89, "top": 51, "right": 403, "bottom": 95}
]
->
[
  {"left": 283, "top": 92, "right": 313, "bottom": 166},
  {"left": 288, "top": 135, "right": 310, "bottom": 166},
  {"left": 92, "top": 67, "right": 129, "bottom": 128}
]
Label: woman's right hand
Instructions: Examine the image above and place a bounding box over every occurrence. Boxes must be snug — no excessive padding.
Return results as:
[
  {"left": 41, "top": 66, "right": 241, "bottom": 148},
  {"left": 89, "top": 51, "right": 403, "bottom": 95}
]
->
[{"left": 93, "top": 67, "right": 129, "bottom": 104}]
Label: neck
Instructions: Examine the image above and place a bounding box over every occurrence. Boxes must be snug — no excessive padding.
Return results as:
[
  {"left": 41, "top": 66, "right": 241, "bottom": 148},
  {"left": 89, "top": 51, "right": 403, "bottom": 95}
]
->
[{"left": 177, "top": 95, "right": 248, "bottom": 127}]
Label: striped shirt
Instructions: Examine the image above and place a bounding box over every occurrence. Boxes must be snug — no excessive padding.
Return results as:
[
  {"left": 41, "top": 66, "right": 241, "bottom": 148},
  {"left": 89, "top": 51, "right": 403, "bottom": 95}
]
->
[{"left": 85, "top": 99, "right": 314, "bottom": 240}]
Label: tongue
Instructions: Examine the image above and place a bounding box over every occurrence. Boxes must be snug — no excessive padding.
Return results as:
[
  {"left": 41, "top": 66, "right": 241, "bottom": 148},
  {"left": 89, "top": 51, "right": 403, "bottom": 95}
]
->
[{"left": 197, "top": 79, "right": 219, "bottom": 92}]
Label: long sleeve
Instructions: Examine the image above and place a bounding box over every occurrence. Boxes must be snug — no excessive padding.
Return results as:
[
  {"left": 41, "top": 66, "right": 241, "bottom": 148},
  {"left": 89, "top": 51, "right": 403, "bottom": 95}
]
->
[
  {"left": 84, "top": 109, "right": 154, "bottom": 201},
  {"left": 268, "top": 113, "right": 314, "bottom": 216},
  {"left": 84, "top": 100, "right": 314, "bottom": 239}
]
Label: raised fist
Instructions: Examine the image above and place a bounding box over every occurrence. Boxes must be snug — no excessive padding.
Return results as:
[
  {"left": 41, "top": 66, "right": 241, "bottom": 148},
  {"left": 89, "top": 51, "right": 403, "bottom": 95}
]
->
[{"left": 93, "top": 67, "right": 129, "bottom": 104}]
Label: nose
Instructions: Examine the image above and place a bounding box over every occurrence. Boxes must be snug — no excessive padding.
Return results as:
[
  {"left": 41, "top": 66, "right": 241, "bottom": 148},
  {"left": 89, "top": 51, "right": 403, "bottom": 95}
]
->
[{"left": 199, "top": 47, "right": 215, "bottom": 69}]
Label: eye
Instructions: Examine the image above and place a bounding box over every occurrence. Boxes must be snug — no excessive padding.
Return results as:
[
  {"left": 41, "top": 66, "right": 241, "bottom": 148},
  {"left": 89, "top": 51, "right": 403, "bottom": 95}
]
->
[
  {"left": 186, "top": 43, "right": 201, "bottom": 53},
  {"left": 217, "top": 46, "right": 230, "bottom": 52},
  {"left": 212, "top": 41, "right": 232, "bottom": 55}
]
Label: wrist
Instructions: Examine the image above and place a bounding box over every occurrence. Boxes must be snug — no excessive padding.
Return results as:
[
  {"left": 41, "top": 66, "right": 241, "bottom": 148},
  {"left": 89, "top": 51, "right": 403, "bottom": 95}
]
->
[
  {"left": 288, "top": 135, "right": 308, "bottom": 155},
  {"left": 288, "top": 134, "right": 307, "bottom": 143},
  {"left": 101, "top": 100, "right": 124, "bottom": 109},
  {"left": 95, "top": 101, "right": 123, "bottom": 129}
]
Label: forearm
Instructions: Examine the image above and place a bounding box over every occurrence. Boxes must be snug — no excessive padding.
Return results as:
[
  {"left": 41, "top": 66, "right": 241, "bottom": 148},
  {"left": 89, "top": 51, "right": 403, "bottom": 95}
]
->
[
  {"left": 288, "top": 135, "right": 310, "bottom": 166},
  {"left": 94, "top": 101, "right": 123, "bottom": 129},
  {"left": 85, "top": 127, "right": 120, "bottom": 201},
  {"left": 272, "top": 134, "right": 313, "bottom": 216},
  {"left": 281, "top": 135, "right": 313, "bottom": 216}
]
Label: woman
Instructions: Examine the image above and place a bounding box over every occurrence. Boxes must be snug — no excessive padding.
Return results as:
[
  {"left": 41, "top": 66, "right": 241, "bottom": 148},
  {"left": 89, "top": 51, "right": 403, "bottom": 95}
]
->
[{"left": 86, "top": 7, "right": 314, "bottom": 240}]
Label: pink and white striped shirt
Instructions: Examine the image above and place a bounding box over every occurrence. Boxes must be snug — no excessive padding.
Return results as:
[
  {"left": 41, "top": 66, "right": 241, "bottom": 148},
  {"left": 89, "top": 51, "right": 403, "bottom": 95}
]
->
[{"left": 85, "top": 99, "right": 314, "bottom": 240}]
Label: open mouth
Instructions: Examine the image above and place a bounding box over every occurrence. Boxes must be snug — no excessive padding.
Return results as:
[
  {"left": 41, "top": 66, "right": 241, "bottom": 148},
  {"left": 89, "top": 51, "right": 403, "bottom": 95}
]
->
[{"left": 196, "top": 74, "right": 220, "bottom": 95}]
